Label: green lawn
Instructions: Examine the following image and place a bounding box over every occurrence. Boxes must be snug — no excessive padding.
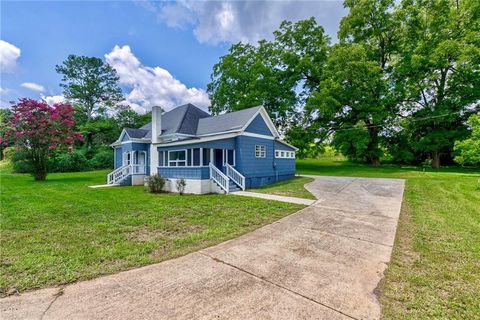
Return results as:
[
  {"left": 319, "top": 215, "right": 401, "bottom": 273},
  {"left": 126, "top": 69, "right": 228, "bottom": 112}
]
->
[
  {"left": 297, "top": 158, "right": 480, "bottom": 319},
  {"left": 249, "top": 177, "right": 316, "bottom": 199},
  {"left": 0, "top": 163, "right": 303, "bottom": 296}
]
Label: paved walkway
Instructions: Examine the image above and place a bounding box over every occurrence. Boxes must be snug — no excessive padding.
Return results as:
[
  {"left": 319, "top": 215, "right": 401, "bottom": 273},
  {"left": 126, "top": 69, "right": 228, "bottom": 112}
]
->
[
  {"left": 1, "top": 176, "right": 404, "bottom": 320},
  {"left": 231, "top": 190, "right": 316, "bottom": 205}
]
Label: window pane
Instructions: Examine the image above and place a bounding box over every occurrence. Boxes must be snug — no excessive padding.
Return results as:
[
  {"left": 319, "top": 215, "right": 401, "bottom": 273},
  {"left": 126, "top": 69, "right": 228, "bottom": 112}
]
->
[
  {"left": 169, "top": 152, "right": 176, "bottom": 160},
  {"left": 169, "top": 162, "right": 177, "bottom": 167},
  {"left": 193, "top": 148, "right": 200, "bottom": 166},
  {"left": 178, "top": 151, "right": 186, "bottom": 160},
  {"left": 227, "top": 150, "right": 234, "bottom": 165},
  {"left": 178, "top": 161, "right": 186, "bottom": 167},
  {"left": 202, "top": 148, "right": 210, "bottom": 165},
  {"left": 187, "top": 149, "right": 192, "bottom": 166},
  {"left": 159, "top": 151, "right": 164, "bottom": 166}
]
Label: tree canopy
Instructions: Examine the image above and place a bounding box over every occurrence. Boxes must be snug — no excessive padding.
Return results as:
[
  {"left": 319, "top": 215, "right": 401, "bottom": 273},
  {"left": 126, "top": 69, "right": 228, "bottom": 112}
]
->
[
  {"left": 7, "top": 99, "right": 83, "bottom": 180},
  {"left": 208, "top": 0, "right": 480, "bottom": 167},
  {"left": 56, "top": 55, "right": 124, "bottom": 121}
]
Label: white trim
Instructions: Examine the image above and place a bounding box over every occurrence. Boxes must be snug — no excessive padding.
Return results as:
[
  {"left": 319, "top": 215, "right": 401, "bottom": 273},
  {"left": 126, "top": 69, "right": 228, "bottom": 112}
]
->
[
  {"left": 167, "top": 149, "right": 188, "bottom": 167},
  {"left": 255, "top": 145, "right": 266, "bottom": 158},
  {"left": 222, "top": 149, "right": 235, "bottom": 166},
  {"left": 275, "top": 150, "right": 296, "bottom": 159},
  {"left": 241, "top": 132, "right": 275, "bottom": 140},
  {"left": 152, "top": 132, "right": 239, "bottom": 147},
  {"left": 275, "top": 139, "right": 299, "bottom": 151},
  {"left": 240, "top": 106, "right": 280, "bottom": 138},
  {"left": 110, "top": 129, "right": 151, "bottom": 147}
]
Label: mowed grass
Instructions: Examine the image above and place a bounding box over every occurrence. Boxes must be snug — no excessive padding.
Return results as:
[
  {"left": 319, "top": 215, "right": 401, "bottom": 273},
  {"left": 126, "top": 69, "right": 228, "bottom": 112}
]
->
[
  {"left": 297, "top": 158, "right": 480, "bottom": 319},
  {"left": 250, "top": 177, "right": 316, "bottom": 199},
  {"left": 0, "top": 162, "right": 303, "bottom": 295}
]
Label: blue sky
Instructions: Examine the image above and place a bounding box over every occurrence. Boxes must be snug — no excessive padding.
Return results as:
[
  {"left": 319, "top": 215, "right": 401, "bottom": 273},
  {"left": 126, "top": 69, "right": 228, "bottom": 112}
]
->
[{"left": 1, "top": 0, "right": 346, "bottom": 112}]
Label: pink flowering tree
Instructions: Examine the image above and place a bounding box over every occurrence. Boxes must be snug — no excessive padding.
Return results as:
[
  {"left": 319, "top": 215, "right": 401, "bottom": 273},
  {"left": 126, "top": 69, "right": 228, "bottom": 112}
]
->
[{"left": 8, "top": 98, "right": 83, "bottom": 181}]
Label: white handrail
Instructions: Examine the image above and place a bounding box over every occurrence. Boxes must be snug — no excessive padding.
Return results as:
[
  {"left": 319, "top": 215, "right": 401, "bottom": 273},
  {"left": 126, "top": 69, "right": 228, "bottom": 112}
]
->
[
  {"left": 107, "top": 164, "right": 133, "bottom": 184},
  {"left": 225, "top": 164, "right": 245, "bottom": 190},
  {"left": 209, "top": 163, "right": 229, "bottom": 193}
]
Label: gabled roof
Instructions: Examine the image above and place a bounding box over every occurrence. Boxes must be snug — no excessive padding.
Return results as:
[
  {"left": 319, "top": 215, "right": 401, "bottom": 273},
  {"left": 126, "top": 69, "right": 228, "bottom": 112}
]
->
[
  {"left": 113, "top": 104, "right": 280, "bottom": 146},
  {"left": 196, "top": 106, "right": 262, "bottom": 135},
  {"left": 124, "top": 128, "right": 149, "bottom": 139},
  {"left": 139, "top": 103, "right": 210, "bottom": 138}
]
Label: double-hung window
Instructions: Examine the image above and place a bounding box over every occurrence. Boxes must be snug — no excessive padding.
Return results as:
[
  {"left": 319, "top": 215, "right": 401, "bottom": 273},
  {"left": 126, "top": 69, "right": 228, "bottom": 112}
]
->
[
  {"left": 255, "top": 145, "right": 266, "bottom": 158},
  {"left": 168, "top": 150, "right": 186, "bottom": 166}
]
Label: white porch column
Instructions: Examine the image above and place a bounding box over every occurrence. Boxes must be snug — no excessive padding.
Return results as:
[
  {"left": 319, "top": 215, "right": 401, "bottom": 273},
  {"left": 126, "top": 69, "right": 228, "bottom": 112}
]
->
[{"left": 150, "top": 144, "right": 158, "bottom": 176}]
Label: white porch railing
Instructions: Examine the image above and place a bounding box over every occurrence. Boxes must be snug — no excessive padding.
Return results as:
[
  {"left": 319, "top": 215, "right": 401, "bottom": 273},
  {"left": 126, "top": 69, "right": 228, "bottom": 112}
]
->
[
  {"left": 132, "top": 164, "right": 147, "bottom": 174},
  {"left": 209, "top": 163, "right": 229, "bottom": 193},
  {"left": 107, "top": 164, "right": 132, "bottom": 184},
  {"left": 226, "top": 164, "right": 245, "bottom": 190}
]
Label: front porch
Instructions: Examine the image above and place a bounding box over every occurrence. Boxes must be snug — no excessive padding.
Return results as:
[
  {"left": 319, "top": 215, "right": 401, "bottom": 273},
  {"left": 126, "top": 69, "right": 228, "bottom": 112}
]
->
[
  {"left": 108, "top": 149, "right": 148, "bottom": 186},
  {"left": 157, "top": 147, "right": 243, "bottom": 194},
  {"left": 107, "top": 147, "right": 245, "bottom": 194}
]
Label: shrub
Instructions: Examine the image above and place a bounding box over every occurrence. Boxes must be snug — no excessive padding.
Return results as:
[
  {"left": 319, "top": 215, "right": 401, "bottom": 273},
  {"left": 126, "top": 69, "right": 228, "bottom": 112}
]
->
[
  {"left": 12, "top": 150, "right": 32, "bottom": 173},
  {"left": 176, "top": 178, "right": 187, "bottom": 195},
  {"left": 88, "top": 149, "right": 113, "bottom": 169},
  {"left": 3, "top": 147, "right": 15, "bottom": 161},
  {"left": 145, "top": 174, "right": 166, "bottom": 193},
  {"left": 49, "top": 151, "right": 89, "bottom": 172}
]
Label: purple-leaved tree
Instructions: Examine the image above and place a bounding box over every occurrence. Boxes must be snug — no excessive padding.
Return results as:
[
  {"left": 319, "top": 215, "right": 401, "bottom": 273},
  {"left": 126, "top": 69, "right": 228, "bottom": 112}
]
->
[{"left": 7, "top": 98, "right": 83, "bottom": 180}]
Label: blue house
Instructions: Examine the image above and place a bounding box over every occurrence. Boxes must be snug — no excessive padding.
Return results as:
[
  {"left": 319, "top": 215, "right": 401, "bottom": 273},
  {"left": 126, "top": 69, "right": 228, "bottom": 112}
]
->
[{"left": 109, "top": 104, "right": 297, "bottom": 194}]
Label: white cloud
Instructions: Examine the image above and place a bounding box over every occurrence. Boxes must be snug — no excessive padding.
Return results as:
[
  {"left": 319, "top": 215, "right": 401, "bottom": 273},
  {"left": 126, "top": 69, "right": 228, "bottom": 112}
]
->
[
  {"left": 41, "top": 94, "right": 66, "bottom": 106},
  {"left": 21, "top": 82, "right": 45, "bottom": 92},
  {"left": 0, "top": 40, "right": 21, "bottom": 73},
  {"left": 144, "top": 0, "right": 347, "bottom": 45},
  {"left": 105, "top": 45, "right": 210, "bottom": 113}
]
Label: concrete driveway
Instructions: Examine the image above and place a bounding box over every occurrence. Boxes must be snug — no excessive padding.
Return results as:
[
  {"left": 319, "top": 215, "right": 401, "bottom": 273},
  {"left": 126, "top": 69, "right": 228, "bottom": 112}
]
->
[{"left": 1, "top": 176, "right": 404, "bottom": 320}]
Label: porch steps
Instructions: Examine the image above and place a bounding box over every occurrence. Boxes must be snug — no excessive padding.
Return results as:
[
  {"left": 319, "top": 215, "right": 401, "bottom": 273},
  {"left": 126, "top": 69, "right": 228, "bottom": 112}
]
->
[
  {"left": 228, "top": 181, "right": 241, "bottom": 192},
  {"left": 211, "top": 179, "right": 241, "bottom": 193}
]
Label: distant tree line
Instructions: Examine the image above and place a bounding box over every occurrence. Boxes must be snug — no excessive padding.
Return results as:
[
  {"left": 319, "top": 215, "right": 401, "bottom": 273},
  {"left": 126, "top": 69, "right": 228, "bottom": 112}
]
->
[
  {"left": 207, "top": 0, "right": 480, "bottom": 167},
  {"left": 0, "top": 55, "right": 151, "bottom": 178},
  {"left": 1, "top": 0, "right": 478, "bottom": 176}
]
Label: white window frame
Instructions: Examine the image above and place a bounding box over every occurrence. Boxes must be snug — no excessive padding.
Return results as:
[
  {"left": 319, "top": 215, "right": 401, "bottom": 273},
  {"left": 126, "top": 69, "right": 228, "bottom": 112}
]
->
[
  {"left": 255, "top": 145, "right": 266, "bottom": 158},
  {"left": 223, "top": 149, "right": 236, "bottom": 166},
  {"left": 168, "top": 149, "right": 187, "bottom": 167},
  {"left": 275, "top": 150, "right": 295, "bottom": 159},
  {"left": 159, "top": 148, "right": 211, "bottom": 168},
  {"left": 123, "top": 151, "right": 131, "bottom": 165}
]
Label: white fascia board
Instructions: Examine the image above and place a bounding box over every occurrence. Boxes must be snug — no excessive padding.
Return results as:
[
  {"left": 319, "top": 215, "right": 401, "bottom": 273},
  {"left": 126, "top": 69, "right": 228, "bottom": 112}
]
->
[
  {"left": 240, "top": 106, "right": 280, "bottom": 138},
  {"left": 110, "top": 138, "right": 150, "bottom": 147},
  {"left": 275, "top": 139, "right": 299, "bottom": 151},
  {"left": 152, "top": 132, "right": 239, "bottom": 147},
  {"left": 241, "top": 132, "right": 275, "bottom": 140}
]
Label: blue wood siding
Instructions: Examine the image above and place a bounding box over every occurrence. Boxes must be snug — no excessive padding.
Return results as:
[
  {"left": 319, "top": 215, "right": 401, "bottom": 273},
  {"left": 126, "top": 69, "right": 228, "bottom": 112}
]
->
[
  {"left": 245, "top": 114, "right": 272, "bottom": 136},
  {"left": 114, "top": 147, "right": 122, "bottom": 168},
  {"left": 234, "top": 135, "right": 295, "bottom": 188},
  {"left": 274, "top": 140, "right": 295, "bottom": 151},
  {"left": 114, "top": 142, "right": 150, "bottom": 175},
  {"left": 158, "top": 167, "right": 209, "bottom": 180},
  {"left": 121, "top": 133, "right": 130, "bottom": 142}
]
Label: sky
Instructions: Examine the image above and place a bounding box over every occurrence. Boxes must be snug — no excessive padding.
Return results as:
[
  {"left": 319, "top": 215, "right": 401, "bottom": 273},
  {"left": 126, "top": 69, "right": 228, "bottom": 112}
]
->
[{"left": 0, "top": 0, "right": 347, "bottom": 113}]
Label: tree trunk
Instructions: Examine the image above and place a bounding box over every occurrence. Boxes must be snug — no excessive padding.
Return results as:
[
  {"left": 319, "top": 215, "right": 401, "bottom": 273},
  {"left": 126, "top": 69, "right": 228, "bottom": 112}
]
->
[
  {"left": 432, "top": 151, "right": 441, "bottom": 168},
  {"left": 31, "top": 152, "right": 48, "bottom": 181},
  {"left": 367, "top": 125, "right": 381, "bottom": 167}
]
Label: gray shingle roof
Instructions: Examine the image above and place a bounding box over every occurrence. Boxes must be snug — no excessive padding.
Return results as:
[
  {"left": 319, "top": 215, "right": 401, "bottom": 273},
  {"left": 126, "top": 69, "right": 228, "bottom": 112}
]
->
[
  {"left": 131, "top": 104, "right": 262, "bottom": 140},
  {"left": 124, "top": 128, "right": 149, "bottom": 139},
  {"left": 196, "top": 106, "right": 262, "bottom": 135}
]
